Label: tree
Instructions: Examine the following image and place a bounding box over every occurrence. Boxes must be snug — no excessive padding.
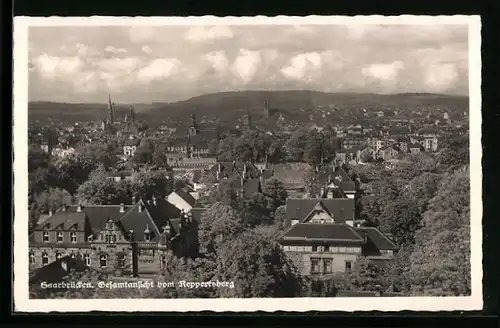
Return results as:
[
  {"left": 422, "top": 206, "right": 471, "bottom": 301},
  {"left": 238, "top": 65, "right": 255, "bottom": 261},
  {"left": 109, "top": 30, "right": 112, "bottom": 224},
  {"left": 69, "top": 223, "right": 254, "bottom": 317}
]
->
[
  {"left": 409, "top": 166, "right": 470, "bottom": 296},
  {"left": 302, "top": 167, "right": 322, "bottom": 198},
  {"left": 77, "top": 170, "right": 131, "bottom": 205},
  {"left": 213, "top": 229, "right": 305, "bottom": 298},
  {"left": 346, "top": 257, "right": 387, "bottom": 292},
  {"left": 131, "top": 138, "right": 155, "bottom": 164},
  {"left": 198, "top": 202, "right": 246, "bottom": 254},
  {"left": 28, "top": 144, "right": 50, "bottom": 173},
  {"left": 34, "top": 188, "right": 73, "bottom": 213},
  {"left": 437, "top": 135, "right": 469, "bottom": 169},
  {"left": 378, "top": 172, "right": 442, "bottom": 246},
  {"left": 238, "top": 192, "right": 274, "bottom": 227},
  {"left": 130, "top": 170, "right": 172, "bottom": 200},
  {"left": 29, "top": 203, "right": 40, "bottom": 234},
  {"left": 53, "top": 153, "right": 99, "bottom": 195},
  {"left": 263, "top": 178, "right": 288, "bottom": 210}
]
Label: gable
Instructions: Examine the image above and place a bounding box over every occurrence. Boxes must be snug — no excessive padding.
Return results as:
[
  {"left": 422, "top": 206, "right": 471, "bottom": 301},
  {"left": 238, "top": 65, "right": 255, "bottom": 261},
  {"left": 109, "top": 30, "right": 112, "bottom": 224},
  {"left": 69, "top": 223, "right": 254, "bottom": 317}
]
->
[{"left": 302, "top": 202, "right": 334, "bottom": 223}]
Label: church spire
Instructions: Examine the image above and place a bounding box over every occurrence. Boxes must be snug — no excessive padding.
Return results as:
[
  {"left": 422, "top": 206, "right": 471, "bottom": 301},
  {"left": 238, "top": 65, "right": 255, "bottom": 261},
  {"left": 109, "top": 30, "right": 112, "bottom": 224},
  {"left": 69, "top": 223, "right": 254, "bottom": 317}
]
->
[{"left": 107, "top": 94, "right": 114, "bottom": 124}]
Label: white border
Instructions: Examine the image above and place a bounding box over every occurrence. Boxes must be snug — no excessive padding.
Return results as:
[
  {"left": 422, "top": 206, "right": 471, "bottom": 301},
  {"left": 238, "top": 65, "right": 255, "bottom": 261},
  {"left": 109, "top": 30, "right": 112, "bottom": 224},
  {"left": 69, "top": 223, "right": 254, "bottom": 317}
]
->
[{"left": 13, "top": 15, "right": 482, "bottom": 312}]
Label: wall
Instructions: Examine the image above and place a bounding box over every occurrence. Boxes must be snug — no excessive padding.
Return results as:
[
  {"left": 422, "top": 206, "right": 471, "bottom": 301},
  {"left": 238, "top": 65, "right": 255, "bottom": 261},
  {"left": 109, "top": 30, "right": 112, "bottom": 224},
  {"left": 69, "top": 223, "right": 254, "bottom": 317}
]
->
[
  {"left": 285, "top": 250, "right": 360, "bottom": 276},
  {"left": 33, "top": 230, "right": 86, "bottom": 244}
]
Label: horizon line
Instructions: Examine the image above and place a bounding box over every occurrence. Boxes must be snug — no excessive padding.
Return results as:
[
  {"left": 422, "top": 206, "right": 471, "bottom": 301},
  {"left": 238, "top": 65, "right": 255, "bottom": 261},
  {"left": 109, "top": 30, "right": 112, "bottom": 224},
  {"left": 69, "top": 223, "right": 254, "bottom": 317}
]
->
[{"left": 28, "top": 89, "right": 470, "bottom": 105}]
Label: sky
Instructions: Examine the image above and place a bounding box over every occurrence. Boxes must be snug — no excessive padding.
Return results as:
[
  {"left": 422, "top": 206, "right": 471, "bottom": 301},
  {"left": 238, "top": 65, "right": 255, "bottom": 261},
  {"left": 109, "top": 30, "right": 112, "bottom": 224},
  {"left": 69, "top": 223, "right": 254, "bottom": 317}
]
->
[{"left": 28, "top": 24, "right": 469, "bottom": 103}]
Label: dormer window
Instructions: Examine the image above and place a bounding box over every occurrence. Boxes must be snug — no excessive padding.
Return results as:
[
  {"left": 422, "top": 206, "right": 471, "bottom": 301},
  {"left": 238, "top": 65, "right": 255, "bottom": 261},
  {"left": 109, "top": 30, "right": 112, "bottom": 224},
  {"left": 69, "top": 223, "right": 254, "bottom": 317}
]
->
[
  {"left": 42, "top": 231, "right": 50, "bottom": 243},
  {"left": 87, "top": 235, "right": 93, "bottom": 242},
  {"left": 55, "top": 252, "right": 62, "bottom": 261},
  {"left": 57, "top": 231, "right": 64, "bottom": 243},
  {"left": 70, "top": 232, "right": 77, "bottom": 243},
  {"left": 106, "top": 219, "right": 114, "bottom": 230},
  {"left": 29, "top": 252, "right": 35, "bottom": 264}
]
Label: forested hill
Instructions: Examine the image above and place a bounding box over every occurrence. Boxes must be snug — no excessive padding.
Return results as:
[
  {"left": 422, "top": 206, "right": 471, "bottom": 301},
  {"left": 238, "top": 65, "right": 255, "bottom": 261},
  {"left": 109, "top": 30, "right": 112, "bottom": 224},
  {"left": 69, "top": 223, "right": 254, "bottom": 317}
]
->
[{"left": 28, "top": 91, "right": 469, "bottom": 123}]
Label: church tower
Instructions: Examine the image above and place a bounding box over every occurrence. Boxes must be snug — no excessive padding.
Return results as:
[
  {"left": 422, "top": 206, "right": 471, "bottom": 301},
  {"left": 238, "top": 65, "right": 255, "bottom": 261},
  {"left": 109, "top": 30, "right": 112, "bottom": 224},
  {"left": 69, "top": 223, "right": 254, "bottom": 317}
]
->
[
  {"left": 107, "top": 94, "right": 115, "bottom": 124},
  {"left": 264, "top": 100, "right": 270, "bottom": 118},
  {"left": 188, "top": 113, "right": 199, "bottom": 136}
]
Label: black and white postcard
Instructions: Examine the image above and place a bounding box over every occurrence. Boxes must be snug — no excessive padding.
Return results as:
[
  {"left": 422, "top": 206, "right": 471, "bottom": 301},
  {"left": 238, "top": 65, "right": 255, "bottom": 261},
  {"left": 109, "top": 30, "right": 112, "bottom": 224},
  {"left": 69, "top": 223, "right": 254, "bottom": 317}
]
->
[{"left": 13, "top": 15, "right": 482, "bottom": 312}]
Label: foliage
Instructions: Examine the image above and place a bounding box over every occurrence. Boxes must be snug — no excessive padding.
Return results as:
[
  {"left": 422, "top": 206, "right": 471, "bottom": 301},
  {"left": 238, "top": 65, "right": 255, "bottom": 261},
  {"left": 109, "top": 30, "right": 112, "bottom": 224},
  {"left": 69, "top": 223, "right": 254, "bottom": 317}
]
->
[
  {"left": 263, "top": 178, "right": 288, "bottom": 210},
  {"left": 346, "top": 257, "right": 387, "bottom": 292},
  {"left": 212, "top": 229, "right": 305, "bottom": 298},
  {"left": 76, "top": 169, "right": 131, "bottom": 205},
  {"left": 34, "top": 188, "right": 73, "bottom": 213},
  {"left": 53, "top": 152, "right": 100, "bottom": 195},
  {"left": 130, "top": 170, "right": 173, "bottom": 200},
  {"left": 409, "top": 166, "right": 470, "bottom": 296}
]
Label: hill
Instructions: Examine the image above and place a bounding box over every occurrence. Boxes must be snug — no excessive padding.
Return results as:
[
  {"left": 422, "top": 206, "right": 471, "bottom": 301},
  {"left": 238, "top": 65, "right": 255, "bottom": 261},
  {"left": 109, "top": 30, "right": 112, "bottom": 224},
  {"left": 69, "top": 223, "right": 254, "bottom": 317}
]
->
[{"left": 28, "top": 91, "right": 469, "bottom": 124}]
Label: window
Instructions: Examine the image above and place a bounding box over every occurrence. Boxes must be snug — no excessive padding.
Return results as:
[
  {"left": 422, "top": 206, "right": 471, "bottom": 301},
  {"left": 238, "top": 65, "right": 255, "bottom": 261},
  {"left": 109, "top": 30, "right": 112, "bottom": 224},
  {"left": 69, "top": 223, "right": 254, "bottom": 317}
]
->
[
  {"left": 118, "top": 254, "right": 126, "bottom": 268},
  {"left": 345, "top": 261, "right": 352, "bottom": 273},
  {"left": 42, "top": 231, "right": 50, "bottom": 243},
  {"left": 84, "top": 254, "right": 91, "bottom": 267},
  {"left": 106, "top": 220, "right": 114, "bottom": 230},
  {"left": 55, "top": 252, "right": 62, "bottom": 261},
  {"left": 99, "top": 254, "right": 107, "bottom": 268},
  {"left": 105, "top": 234, "right": 116, "bottom": 244},
  {"left": 312, "top": 245, "right": 318, "bottom": 252},
  {"left": 310, "top": 258, "right": 320, "bottom": 273},
  {"left": 71, "top": 253, "right": 76, "bottom": 259},
  {"left": 323, "top": 259, "right": 333, "bottom": 273},
  {"left": 29, "top": 252, "right": 35, "bottom": 264},
  {"left": 324, "top": 245, "right": 330, "bottom": 252},
  {"left": 70, "top": 232, "right": 77, "bottom": 243},
  {"left": 87, "top": 235, "right": 93, "bottom": 242},
  {"left": 57, "top": 231, "right": 64, "bottom": 243},
  {"left": 42, "top": 252, "right": 49, "bottom": 265},
  {"left": 144, "top": 231, "right": 151, "bottom": 242}
]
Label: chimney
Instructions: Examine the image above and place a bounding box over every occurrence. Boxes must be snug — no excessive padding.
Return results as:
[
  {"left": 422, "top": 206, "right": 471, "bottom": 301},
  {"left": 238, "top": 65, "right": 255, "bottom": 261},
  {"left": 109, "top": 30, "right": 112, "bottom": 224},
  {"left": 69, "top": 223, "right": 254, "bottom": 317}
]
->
[
  {"left": 138, "top": 201, "right": 143, "bottom": 212},
  {"left": 77, "top": 204, "right": 82, "bottom": 212},
  {"left": 217, "top": 163, "right": 221, "bottom": 174},
  {"left": 132, "top": 195, "right": 136, "bottom": 204},
  {"left": 363, "top": 232, "right": 368, "bottom": 243},
  {"left": 61, "top": 204, "right": 67, "bottom": 212},
  {"left": 120, "top": 203, "right": 125, "bottom": 213},
  {"left": 152, "top": 196, "right": 157, "bottom": 206},
  {"left": 243, "top": 163, "right": 247, "bottom": 178},
  {"left": 328, "top": 174, "right": 332, "bottom": 184},
  {"left": 48, "top": 209, "right": 53, "bottom": 216},
  {"left": 320, "top": 187, "right": 325, "bottom": 198}
]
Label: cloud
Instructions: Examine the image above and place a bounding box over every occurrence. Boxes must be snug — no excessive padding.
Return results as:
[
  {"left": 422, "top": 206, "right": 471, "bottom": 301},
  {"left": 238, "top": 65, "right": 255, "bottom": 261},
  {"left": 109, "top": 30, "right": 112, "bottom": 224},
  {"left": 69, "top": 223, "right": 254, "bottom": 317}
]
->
[
  {"left": 184, "top": 26, "right": 234, "bottom": 43},
  {"left": 104, "top": 46, "right": 128, "bottom": 54},
  {"left": 424, "top": 63, "right": 459, "bottom": 92},
  {"left": 231, "top": 49, "right": 261, "bottom": 83},
  {"left": 141, "top": 45, "right": 153, "bottom": 54},
  {"left": 137, "top": 58, "right": 181, "bottom": 83},
  {"left": 281, "top": 52, "right": 323, "bottom": 81},
  {"left": 33, "top": 54, "right": 84, "bottom": 80},
  {"left": 362, "top": 61, "right": 404, "bottom": 81},
  {"left": 28, "top": 24, "right": 469, "bottom": 102},
  {"left": 202, "top": 51, "right": 229, "bottom": 73}
]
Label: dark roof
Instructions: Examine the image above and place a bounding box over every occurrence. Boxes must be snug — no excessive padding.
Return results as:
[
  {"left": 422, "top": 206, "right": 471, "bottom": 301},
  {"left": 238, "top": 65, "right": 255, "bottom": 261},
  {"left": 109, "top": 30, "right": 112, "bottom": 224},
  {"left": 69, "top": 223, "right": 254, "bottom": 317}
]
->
[
  {"left": 210, "top": 161, "right": 260, "bottom": 180},
  {"left": 317, "top": 166, "right": 356, "bottom": 193},
  {"left": 232, "top": 178, "right": 262, "bottom": 198},
  {"left": 37, "top": 212, "right": 87, "bottom": 231},
  {"left": 285, "top": 198, "right": 355, "bottom": 223},
  {"left": 30, "top": 256, "right": 92, "bottom": 284},
  {"left": 118, "top": 201, "right": 162, "bottom": 242},
  {"left": 280, "top": 223, "right": 364, "bottom": 243},
  {"left": 355, "top": 227, "right": 397, "bottom": 250},
  {"left": 63, "top": 205, "right": 127, "bottom": 234},
  {"left": 172, "top": 189, "right": 197, "bottom": 207}
]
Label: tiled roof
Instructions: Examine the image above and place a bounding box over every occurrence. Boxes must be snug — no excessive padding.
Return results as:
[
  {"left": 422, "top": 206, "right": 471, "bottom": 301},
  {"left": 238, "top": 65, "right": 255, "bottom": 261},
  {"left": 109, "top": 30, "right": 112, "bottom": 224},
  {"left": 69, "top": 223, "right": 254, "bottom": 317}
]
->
[
  {"left": 354, "top": 227, "right": 397, "bottom": 250},
  {"left": 267, "top": 162, "right": 312, "bottom": 188},
  {"left": 64, "top": 205, "right": 126, "bottom": 234},
  {"left": 285, "top": 198, "right": 355, "bottom": 223},
  {"left": 37, "top": 212, "right": 87, "bottom": 231},
  {"left": 280, "top": 223, "right": 364, "bottom": 243},
  {"left": 118, "top": 202, "right": 161, "bottom": 242}
]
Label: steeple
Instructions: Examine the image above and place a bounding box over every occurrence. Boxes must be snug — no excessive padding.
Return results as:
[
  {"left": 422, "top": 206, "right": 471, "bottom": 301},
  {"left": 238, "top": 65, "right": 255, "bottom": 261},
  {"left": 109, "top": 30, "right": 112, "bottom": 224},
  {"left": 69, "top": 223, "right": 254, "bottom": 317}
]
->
[
  {"left": 107, "top": 94, "right": 114, "bottom": 124},
  {"left": 128, "top": 105, "right": 136, "bottom": 123}
]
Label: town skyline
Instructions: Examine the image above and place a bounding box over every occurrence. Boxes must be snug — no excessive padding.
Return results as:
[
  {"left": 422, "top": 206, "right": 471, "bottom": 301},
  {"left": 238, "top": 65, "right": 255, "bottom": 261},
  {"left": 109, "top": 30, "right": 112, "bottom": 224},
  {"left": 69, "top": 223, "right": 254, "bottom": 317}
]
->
[{"left": 28, "top": 24, "right": 469, "bottom": 103}]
